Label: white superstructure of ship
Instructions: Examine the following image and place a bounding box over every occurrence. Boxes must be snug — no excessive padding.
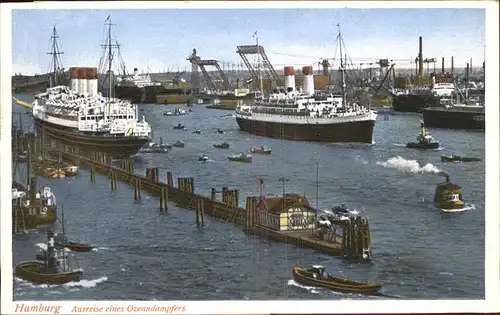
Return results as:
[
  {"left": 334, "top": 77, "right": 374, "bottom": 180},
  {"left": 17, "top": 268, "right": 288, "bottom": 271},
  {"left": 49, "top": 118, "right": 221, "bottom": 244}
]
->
[
  {"left": 32, "top": 67, "right": 151, "bottom": 138},
  {"left": 116, "top": 68, "right": 162, "bottom": 88},
  {"left": 236, "top": 64, "right": 377, "bottom": 125}
]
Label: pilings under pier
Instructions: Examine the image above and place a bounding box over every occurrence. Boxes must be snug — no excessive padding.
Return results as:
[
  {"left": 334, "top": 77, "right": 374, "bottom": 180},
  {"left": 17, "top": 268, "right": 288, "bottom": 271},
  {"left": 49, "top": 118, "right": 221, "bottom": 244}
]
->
[{"left": 40, "top": 142, "right": 373, "bottom": 261}]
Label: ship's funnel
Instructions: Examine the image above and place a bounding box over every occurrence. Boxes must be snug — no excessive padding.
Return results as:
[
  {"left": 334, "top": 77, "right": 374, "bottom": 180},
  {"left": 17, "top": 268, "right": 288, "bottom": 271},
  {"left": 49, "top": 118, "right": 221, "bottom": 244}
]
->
[
  {"left": 134, "top": 68, "right": 138, "bottom": 76},
  {"left": 86, "top": 67, "right": 98, "bottom": 97},
  {"left": 418, "top": 36, "right": 423, "bottom": 78},
  {"left": 441, "top": 57, "right": 445, "bottom": 74},
  {"left": 77, "top": 68, "right": 88, "bottom": 96},
  {"left": 302, "top": 66, "right": 314, "bottom": 96},
  {"left": 284, "top": 66, "right": 295, "bottom": 93},
  {"left": 69, "top": 67, "right": 79, "bottom": 94}
]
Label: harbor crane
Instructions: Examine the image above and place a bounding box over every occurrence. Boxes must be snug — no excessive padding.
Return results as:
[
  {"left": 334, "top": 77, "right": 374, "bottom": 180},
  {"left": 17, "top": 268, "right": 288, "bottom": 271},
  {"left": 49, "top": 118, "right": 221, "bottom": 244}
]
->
[
  {"left": 236, "top": 44, "right": 280, "bottom": 87},
  {"left": 187, "top": 49, "right": 232, "bottom": 94}
]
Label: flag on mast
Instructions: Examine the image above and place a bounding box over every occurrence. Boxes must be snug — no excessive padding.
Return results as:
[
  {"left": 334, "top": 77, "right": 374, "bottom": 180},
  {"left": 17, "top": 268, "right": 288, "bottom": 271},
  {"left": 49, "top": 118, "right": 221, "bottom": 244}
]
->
[
  {"left": 105, "top": 15, "right": 110, "bottom": 22},
  {"left": 253, "top": 31, "right": 257, "bottom": 38}
]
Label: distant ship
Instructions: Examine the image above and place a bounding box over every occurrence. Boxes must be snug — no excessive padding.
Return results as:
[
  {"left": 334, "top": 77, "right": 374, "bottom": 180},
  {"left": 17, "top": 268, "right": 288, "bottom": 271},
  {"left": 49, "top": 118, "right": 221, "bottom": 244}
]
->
[
  {"left": 422, "top": 97, "right": 485, "bottom": 131},
  {"left": 392, "top": 81, "right": 456, "bottom": 113},
  {"left": 235, "top": 26, "right": 377, "bottom": 144},
  {"left": 32, "top": 20, "right": 152, "bottom": 158},
  {"left": 114, "top": 68, "right": 164, "bottom": 104},
  {"left": 391, "top": 36, "right": 457, "bottom": 113}
]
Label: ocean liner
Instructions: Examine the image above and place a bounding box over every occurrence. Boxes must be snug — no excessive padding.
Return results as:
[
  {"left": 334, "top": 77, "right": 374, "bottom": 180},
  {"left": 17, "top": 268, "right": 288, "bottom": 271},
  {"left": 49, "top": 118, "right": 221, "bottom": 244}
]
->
[
  {"left": 235, "top": 26, "right": 377, "bottom": 143},
  {"left": 32, "top": 18, "right": 152, "bottom": 158}
]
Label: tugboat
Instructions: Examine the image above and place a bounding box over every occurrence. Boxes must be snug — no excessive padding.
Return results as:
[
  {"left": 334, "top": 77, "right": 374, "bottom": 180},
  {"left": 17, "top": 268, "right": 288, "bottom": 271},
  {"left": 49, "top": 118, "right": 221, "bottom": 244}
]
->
[
  {"left": 173, "top": 140, "right": 185, "bottom": 148},
  {"left": 173, "top": 123, "right": 186, "bottom": 130},
  {"left": 213, "top": 142, "right": 230, "bottom": 149},
  {"left": 139, "top": 137, "right": 171, "bottom": 153},
  {"left": 15, "top": 229, "right": 83, "bottom": 285},
  {"left": 250, "top": 145, "right": 272, "bottom": 155},
  {"left": 228, "top": 153, "right": 252, "bottom": 163},
  {"left": 441, "top": 155, "right": 482, "bottom": 163},
  {"left": 406, "top": 120, "right": 439, "bottom": 150},
  {"left": 330, "top": 204, "right": 359, "bottom": 217},
  {"left": 198, "top": 155, "right": 209, "bottom": 162},
  {"left": 434, "top": 173, "right": 465, "bottom": 212},
  {"left": 292, "top": 265, "right": 381, "bottom": 295}
]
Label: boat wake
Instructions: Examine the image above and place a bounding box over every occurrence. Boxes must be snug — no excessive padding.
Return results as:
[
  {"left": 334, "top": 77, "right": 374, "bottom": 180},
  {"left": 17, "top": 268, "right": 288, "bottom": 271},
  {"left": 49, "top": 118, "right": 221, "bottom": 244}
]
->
[
  {"left": 393, "top": 143, "right": 444, "bottom": 151},
  {"left": 92, "top": 246, "right": 110, "bottom": 252},
  {"left": 287, "top": 279, "right": 320, "bottom": 294},
  {"left": 287, "top": 279, "right": 395, "bottom": 299},
  {"left": 441, "top": 203, "right": 476, "bottom": 213},
  {"left": 14, "top": 276, "right": 107, "bottom": 290},
  {"left": 376, "top": 156, "right": 443, "bottom": 176},
  {"left": 63, "top": 276, "right": 108, "bottom": 288}
]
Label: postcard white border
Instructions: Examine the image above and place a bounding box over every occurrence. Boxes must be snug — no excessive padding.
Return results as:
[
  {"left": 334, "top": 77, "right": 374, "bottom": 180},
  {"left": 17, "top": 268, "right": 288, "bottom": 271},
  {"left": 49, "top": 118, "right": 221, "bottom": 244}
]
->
[{"left": 1, "top": 1, "right": 499, "bottom": 314}]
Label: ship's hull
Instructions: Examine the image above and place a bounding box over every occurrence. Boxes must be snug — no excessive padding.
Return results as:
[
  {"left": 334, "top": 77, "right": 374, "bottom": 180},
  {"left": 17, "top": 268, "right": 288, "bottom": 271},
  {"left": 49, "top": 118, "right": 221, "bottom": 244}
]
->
[
  {"left": 235, "top": 116, "right": 375, "bottom": 143},
  {"left": 422, "top": 107, "right": 485, "bottom": 131},
  {"left": 34, "top": 118, "right": 149, "bottom": 158},
  {"left": 392, "top": 94, "right": 441, "bottom": 113},
  {"left": 114, "top": 85, "right": 159, "bottom": 104}
]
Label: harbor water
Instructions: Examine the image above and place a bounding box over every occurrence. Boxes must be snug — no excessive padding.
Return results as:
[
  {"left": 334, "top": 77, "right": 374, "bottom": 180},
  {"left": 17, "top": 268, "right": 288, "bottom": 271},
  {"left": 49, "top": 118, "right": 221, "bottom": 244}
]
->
[{"left": 12, "top": 95, "right": 485, "bottom": 300}]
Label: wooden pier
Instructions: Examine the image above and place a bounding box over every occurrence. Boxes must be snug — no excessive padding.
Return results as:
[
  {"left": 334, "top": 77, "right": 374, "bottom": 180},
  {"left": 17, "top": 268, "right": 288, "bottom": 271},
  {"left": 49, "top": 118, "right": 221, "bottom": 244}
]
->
[{"left": 30, "top": 134, "right": 373, "bottom": 261}]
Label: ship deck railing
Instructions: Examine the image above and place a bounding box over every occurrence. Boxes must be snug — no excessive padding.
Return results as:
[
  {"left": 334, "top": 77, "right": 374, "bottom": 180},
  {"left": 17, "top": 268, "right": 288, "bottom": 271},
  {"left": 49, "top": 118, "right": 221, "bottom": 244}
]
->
[{"left": 238, "top": 111, "right": 372, "bottom": 121}]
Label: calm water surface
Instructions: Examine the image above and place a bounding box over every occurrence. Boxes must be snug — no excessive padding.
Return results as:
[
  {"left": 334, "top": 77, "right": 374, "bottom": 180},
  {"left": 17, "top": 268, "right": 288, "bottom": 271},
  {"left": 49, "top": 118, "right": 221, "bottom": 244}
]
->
[{"left": 12, "top": 95, "right": 485, "bottom": 300}]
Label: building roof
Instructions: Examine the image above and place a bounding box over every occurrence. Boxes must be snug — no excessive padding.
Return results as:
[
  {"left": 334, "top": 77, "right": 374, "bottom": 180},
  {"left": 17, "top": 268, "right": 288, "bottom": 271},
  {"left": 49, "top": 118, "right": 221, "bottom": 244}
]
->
[{"left": 263, "top": 194, "right": 317, "bottom": 215}]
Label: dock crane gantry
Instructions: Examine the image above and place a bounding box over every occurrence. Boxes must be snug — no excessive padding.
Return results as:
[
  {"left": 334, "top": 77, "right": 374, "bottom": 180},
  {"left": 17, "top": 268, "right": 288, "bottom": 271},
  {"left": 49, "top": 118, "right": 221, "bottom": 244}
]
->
[{"left": 186, "top": 49, "right": 232, "bottom": 94}]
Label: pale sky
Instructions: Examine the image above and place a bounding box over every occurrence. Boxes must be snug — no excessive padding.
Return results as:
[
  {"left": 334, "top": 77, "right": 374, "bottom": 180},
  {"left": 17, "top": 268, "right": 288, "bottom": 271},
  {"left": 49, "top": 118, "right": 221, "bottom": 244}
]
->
[{"left": 11, "top": 8, "right": 485, "bottom": 75}]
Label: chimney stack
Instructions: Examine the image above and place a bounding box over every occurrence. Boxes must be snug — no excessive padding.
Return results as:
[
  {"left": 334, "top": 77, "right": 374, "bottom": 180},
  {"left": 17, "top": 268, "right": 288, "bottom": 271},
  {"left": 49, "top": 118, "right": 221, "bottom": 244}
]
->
[
  {"left": 302, "top": 66, "right": 314, "bottom": 96},
  {"left": 451, "top": 56, "right": 454, "bottom": 75},
  {"left": 86, "top": 67, "right": 98, "bottom": 97},
  {"left": 418, "top": 36, "right": 423, "bottom": 78},
  {"left": 441, "top": 57, "right": 445, "bottom": 74},
  {"left": 284, "top": 66, "right": 295, "bottom": 93},
  {"left": 77, "top": 68, "right": 88, "bottom": 96},
  {"left": 69, "top": 67, "right": 79, "bottom": 94}
]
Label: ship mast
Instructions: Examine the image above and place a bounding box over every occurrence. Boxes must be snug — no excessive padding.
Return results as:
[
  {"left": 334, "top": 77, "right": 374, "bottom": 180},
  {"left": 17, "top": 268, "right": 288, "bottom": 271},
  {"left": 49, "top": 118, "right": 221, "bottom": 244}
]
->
[
  {"left": 100, "top": 16, "right": 120, "bottom": 118},
  {"left": 47, "top": 26, "right": 64, "bottom": 88},
  {"left": 337, "top": 24, "right": 347, "bottom": 109}
]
